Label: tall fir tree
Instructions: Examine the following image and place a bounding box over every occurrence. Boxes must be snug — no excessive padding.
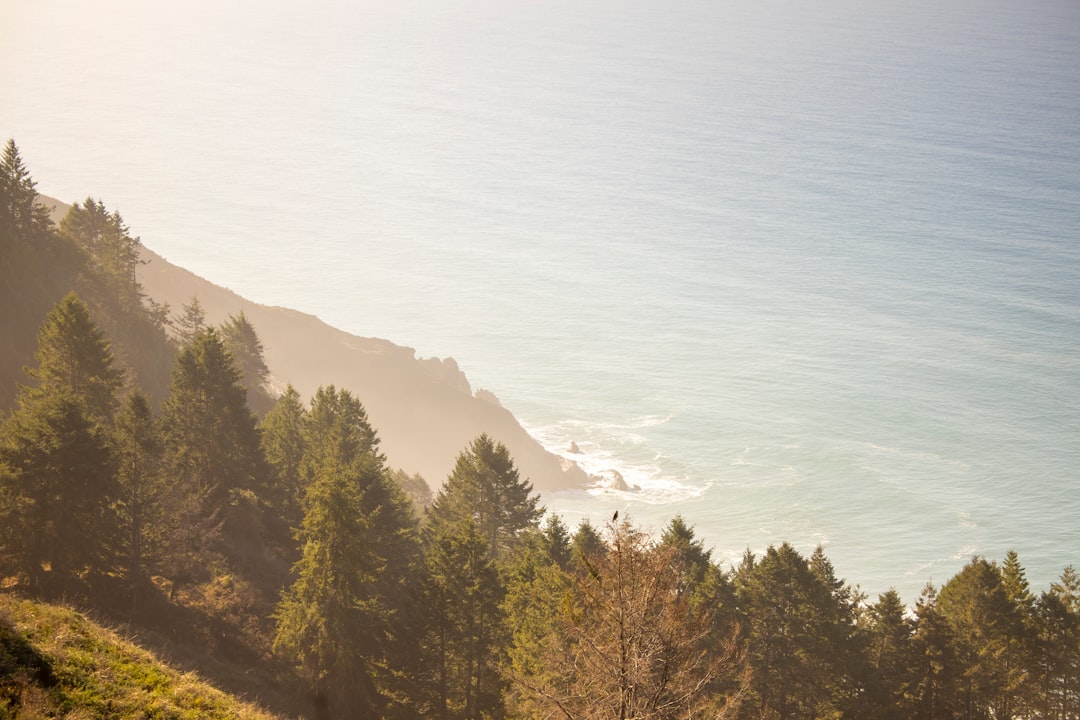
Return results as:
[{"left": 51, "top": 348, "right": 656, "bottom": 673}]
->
[
  {"left": 172, "top": 296, "right": 207, "bottom": 348},
  {"left": 0, "top": 138, "right": 53, "bottom": 244},
  {"left": 274, "top": 385, "right": 420, "bottom": 716},
  {"left": 0, "top": 393, "right": 117, "bottom": 587},
  {"left": 1036, "top": 566, "right": 1080, "bottom": 719},
  {"left": 220, "top": 311, "right": 273, "bottom": 415},
  {"left": 159, "top": 327, "right": 262, "bottom": 585},
  {"left": 23, "top": 292, "right": 123, "bottom": 425},
  {"left": 259, "top": 384, "right": 307, "bottom": 531},
  {"left": 59, "top": 198, "right": 145, "bottom": 315},
  {"left": 435, "top": 434, "right": 542, "bottom": 562},
  {"left": 113, "top": 390, "right": 165, "bottom": 586}
]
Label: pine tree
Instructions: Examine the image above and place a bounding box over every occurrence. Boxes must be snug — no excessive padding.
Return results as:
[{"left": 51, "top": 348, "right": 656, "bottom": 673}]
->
[
  {"left": 0, "top": 138, "right": 53, "bottom": 244},
  {"left": 415, "top": 436, "right": 541, "bottom": 718},
  {"left": 436, "top": 434, "right": 542, "bottom": 562},
  {"left": 936, "top": 556, "right": 1015, "bottom": 719},
  {"left": 275, "top": 385, "right": 420, "bottom": 714},
  {"left": 0, "top": 393, "right": 117, "bottom": 587},
  {"left": 0, "top": 294, "right": 123, "bottom": 586},
  {"left": 258, "top": 384, "right": 307, "bottom": 530},
  {"left": 23, "top": 292, "right": 123, "bottom": 425},
  {"left": 503, "top": 525, "right": 573, "bottom": 719},
  {"left": 114, "top": 390, "right": 165, "bottom": 586},
  {"left": 172, "top": 296, "right": 206, "bottom": 348},
  {"left": 273, "top": 450, "right": 383, "bottom": 714},
  {"left": 158, "top": 327, "right": 261, "bottom": 586},
  {"left": 420, "top": 514, "right": 505, "bottom": 719},
  {"left": 59, "top": 198, "right": 144, "bottom": 314},
  {"left": 220, "top": 311, "right": 273, "bottom": 415},
  {"left": 861, "top": 588, "right": 915, "bottom": 719},
  {"left": 1035, "top": 566, "right": 1080, "bottom": 719},
  {"left": 908, "top": 583, "right": 961, "bottom": 720},
  {"left": 733, "top": 543, "right": 855, "bottom": 720},
  {"left": 1000, "top": 550, "right": 1038, "bottom": 717}
]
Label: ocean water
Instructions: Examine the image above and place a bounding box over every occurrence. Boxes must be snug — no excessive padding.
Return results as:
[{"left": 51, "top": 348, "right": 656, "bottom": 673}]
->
[{"left": 3, "top": 0, "right": 1079, "bottom": 602}]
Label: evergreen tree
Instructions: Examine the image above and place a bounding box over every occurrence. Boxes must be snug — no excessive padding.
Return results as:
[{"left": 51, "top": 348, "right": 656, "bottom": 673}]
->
[
  {"left": 275, "top": 385, "right": 420, "bottom": 713},
  {"left": 570, "top": 519, "right": 606, "bottom": 574},
  {"left": 420, "top": 514, "right": 505, "bottom": 719},
  {"left": 936, "top": 556, "right": 1016, "bottom": 719},
  {"left": 114, "top": 390, "right": 165, "bottom": 586},
  {"left": 0, "top": 138, "right": 53, "bottom": 244},
  {"left": 1035, "top": 566, "right": 1080, "bottom": 719},
  {"left": 273, "top": 450, "right": 384, "bottom": 714},
  {"left": 172, "top": 296, "right": 206, "bottom": 348},
  {"left": 220, "top": 311, "right": 273, "bottom": 415},
  {"left": 389, "top": 467, "right": 434, "bottom": 512},
  {"left": 23, "top": 292, "right": 123, "bottom": 425},
  {"left": 503, "top": 525, "right": 573, "bottom": 719},
  {"left": 417, "top": 435, "right": 540, "bottom": 719},
  {"left": 909, "top": 582, "right": 961, "bottom": 720},
  {"left": 0, "top": 393, "right": 117, "bottom": 586},
  {"left": 540, "top": 514, "right": 572, "bottom": 572},
  {"left": 436, "top": 434, "right": 542, "bottom": 562},
  {"left": 158, "top": 328, "right": 261, "bottom": 585},
  {"left": 861, "top": 588, "right": 915, "bottom": 719},
  {"left": 733, "top": 543, "right": 854, "bottom": 720},
  {"left": 0, "top": 294, "right": 124, "bottom": 587},
  {"left": 59, "top": 198, "right": 145, "bottom": 314},
  {"left": 1000, "top": 550, "right": 1038, "bottom": 717},
  {"left": 258, "top": 384, "right": 307, "bottom": 530}
]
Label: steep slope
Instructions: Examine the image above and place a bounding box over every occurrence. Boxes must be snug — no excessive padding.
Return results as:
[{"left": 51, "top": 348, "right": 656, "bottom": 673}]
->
[
  {"left": 0, "top": 594, "right": 281, "bottom": 719},
  {"left": 136, "top": 245, "right": 588, "bottom": 491}
]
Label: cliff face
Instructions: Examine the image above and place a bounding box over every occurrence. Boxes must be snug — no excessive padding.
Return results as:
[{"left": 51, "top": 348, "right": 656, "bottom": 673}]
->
[{"left": 136, "top": 247, "right": 588, "bottom": 492}]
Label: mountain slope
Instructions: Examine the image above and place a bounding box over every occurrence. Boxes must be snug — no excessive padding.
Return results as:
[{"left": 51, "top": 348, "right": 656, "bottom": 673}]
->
[{"left": 135, "top": 245, "right": 588, "bottom": 492}]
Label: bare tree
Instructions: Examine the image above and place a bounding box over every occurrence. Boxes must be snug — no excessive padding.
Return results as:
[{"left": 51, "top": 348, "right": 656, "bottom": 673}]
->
[{"left": 512, "top": 518, "right": 747, "bottom": 720}]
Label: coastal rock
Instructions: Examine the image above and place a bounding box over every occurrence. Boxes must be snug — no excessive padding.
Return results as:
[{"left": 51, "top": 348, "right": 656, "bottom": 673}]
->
[
  {"left": 593, "top": 469, "right": 637, "bottom": 492},
  {"left": 568, "top": 441, "right": 581, "bottom": 454}
]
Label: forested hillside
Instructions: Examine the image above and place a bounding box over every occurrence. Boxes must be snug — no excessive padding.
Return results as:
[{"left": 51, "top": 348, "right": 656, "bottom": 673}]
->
[{"left": 2, "top": 139, "right": 1079, "bottom": 719}]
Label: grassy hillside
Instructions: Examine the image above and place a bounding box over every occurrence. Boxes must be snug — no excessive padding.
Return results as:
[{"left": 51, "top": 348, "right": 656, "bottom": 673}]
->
[{"left": 0, "top": 593, "right": 282, "bottom": 720}]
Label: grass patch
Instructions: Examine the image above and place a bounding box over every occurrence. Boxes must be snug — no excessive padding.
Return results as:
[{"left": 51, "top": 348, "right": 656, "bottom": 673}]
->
[{"left": 0, "top": 593, "right": 281, "bottom": 719}]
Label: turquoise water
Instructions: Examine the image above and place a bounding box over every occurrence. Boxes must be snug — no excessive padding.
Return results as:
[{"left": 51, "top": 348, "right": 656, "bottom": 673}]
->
[{"left": 3, "top": 0, "right": 1079, "bottom": 602}]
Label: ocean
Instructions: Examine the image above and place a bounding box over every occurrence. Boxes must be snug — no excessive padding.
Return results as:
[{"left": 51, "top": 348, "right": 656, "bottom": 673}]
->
[{"left": 2, "top": 0, "right": 1078, "bottom": 603}]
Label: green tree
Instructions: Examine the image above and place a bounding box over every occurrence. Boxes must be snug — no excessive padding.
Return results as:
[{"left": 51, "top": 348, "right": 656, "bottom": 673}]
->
[
  {"left": 570, "top": 519, "right": 606, "bottom": 575},
  {"left": 936, "top": 556, "right": 1015, "bottom": 720},
  {"left": 860, "top": 588, "right": 915, "bottom": 719},
  {"left": 909, "top": 583, "right": 962, "bottom": 720},
  {"left": 172, "top": 296, "right": 206, "bottom": 348},
  {"left": 999, "top": 551, "right": 1038, "bottom": 718},
  {"left": 159, "top": 328, "right": 262, "bottom": 586},
  {"left": 437, "top": 434, "right": 541, "bottom": 562},
  {"left": 59, "top": 198, "right": 144, "bottom": 313},
  {"left": 220, "top": 311, "right": 273, "bottom": 415},
  {"left": 275, "top": 385, "right": 420, "bottom": 714},
  {"left": 388, "top": 467, "right": 434, "bottom": 513},
  {"left": 0, "top": 393, "right": 117, "bottom": 587},
  {"left": 421, "top": 514, "right": 505, "bottom": 719},
  {"left": 113, "top": 390, "right": 165, "bottom": 587},
  {"left": 733, "top": 543, "right": 857, "bottom": 720},
  {"left": 503, "top": 524, "right": 573, "bottom": 719},
  {"left": 273, "top": 450, "right": 384, "bottom": 714},
  {"left": 0, "top": 138, "right": 53, "bottom": 243},
  {"left": 1035, "top": 566, "right": 1080, "bottom": 719},
  {"left": 258, "top": 384, "right": 307, "bottom": 531},
  {"left": 23, "top": 292, "right": 123, "bottom": 425}
]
